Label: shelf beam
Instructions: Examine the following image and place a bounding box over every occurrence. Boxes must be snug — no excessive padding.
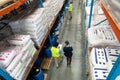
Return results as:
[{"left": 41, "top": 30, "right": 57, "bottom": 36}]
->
[
  {"left": 0, "top": 0, "right": 28, "bottom": 17},
  {"left": 101, "top": 3, "right": 120, "bottom": 42}
]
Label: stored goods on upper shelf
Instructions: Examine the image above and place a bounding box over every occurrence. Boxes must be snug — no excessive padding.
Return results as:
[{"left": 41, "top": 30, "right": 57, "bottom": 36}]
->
[
  {"left": 87, "top": 25, "right": 119, "bottom": 47},
  {"left": 85, "top": 5, "right": 109, "bottom": 27},
  {"left": 102, "top": 0, "right": 120, "bottom": 24},
  {"left": 7, "top": 34, "right": 31, "bottom": 46},
  {"left": 9, "top": 8, "right": 47, "bottom": 46},
  {"left": 9, "top": 0, "right": 64, "bottom": 46},
  {"left": 0, "top": 0, "right": 13, "bottom": 7}
]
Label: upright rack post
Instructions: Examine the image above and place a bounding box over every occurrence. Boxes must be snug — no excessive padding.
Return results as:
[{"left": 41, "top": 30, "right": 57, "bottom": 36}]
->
[
  {"left": 86, "top": 0, "right": 88, "bottom": 6},
  {"left": 0, "top": 68, "right": 13, "bottom": 80},
  {"left": 107, "top": 55, "right": 120, "bottom": 80},
  {"left": 88, "top": 0, "right": 94, "bottom": 28},
  {"left": 39, "top": 0, "right": 43, "bottom": 7}
]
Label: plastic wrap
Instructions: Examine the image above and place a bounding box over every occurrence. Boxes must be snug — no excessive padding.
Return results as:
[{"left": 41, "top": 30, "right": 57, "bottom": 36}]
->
[
  {"left": 90, "top": 47, "right": 120, "bottom": 80},
  {"left": 7, "top": 34, "right": 31, "bottom": 46},
  {"left": 90, "top": 48, "right": 109, "bottom": 67},
  {"left": 0, "top": 46, "right": 17, "bottom": 68},
  {"left": 92, "top": 67, "right": 109, "bottom": 80},
  {"left": 88, "top": 25, "right": 119, "bottom": 47},
  {"left": 102, "top": 0, "right": 120, "bottom": 24}
]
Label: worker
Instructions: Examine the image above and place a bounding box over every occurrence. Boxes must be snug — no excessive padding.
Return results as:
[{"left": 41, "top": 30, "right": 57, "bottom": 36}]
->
[
  {"left": 63, "top": 40, "right": 73, "bottom": 67},
  {"left": 68, "top": 2, "right": 73, "bottom": 20},
  {"left": 51, "top": 42, "right": 63, "bottom": 68}
]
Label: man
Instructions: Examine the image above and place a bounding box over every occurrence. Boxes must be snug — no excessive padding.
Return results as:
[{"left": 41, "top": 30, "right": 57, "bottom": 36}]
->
[
  {"left": 51, "top": 43, "right": 63, "bottom": 68},
  {"left": 68, "top": 2, "right": 73, "bottom": 20}
]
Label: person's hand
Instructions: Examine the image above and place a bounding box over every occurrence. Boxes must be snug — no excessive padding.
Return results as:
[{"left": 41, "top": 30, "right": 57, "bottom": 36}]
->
[
  {"left": 57, "top": 46, "right": 60, "bottom": 49},
  {"left": 66, "top": 7, "right": 68, "bottom": 10}
]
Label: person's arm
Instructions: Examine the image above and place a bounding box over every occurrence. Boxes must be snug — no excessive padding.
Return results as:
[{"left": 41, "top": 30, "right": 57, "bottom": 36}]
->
[
  {"left": 70, "top": 46, "right": 73, "bottom": 51},
  {"left": 63, "top": 47, "right": 65, "bottom": 52}
]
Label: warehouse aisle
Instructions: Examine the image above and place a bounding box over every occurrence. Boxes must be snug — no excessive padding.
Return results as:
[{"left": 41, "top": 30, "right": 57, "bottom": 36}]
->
[{"left": 47, "top": 0, "right": 87, "bottom": 80}]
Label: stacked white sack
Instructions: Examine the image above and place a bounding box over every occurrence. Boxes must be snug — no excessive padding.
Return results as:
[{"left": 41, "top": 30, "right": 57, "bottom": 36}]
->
[
  {"left": 90, "top": 48, "right": 109, "bottom": 68},
  {"left": 7, "top": 34, "right": 36, "bottom": 58},
  {"left": 0, "top": 46, "right": 17, "bottom": 69},
  {"left": 89, "top": 48, "right": 111, "bottom": 80},
  {"left": 88, "top": 25, "right": 119, "bottom": 47},
  {"left": 91, "top": 67, "right": 109, "bottom": 80},
  {"left": 6, "top": 34, "right": 36, "bottom": 79},
  {"left": 9, "top": 8, "right": 47, "bottom": 46},
  {"left": 20, "top": 8, "right": 46, "bottom": 46},
  {"left": 43, "top": 0, "right": 64, "bottom": 27}
]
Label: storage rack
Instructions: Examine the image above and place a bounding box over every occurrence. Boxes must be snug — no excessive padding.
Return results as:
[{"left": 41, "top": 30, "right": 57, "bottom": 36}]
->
[
  {"left": 85, "top": 0, "right": 120, "bottom": 80},
  {"left": 0, "top": 0, "right": 69, "bottom": 79},
  {"left": 0, "top": 0, "right": 28, "bottom": 16},
  {"left": 100, "top": 0, "right": 120, "bottom": 79},
  {"left": 100, "top": 1, "right": 120, "bottom": 42}
]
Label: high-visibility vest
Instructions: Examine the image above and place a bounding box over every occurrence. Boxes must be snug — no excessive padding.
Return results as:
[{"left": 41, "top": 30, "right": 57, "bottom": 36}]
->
[
  {"left": 51, "top": 47, "right": 60, "bottom": 58},
  {"left": 68, "top": 4, "right": 73, "bottom": 12}
]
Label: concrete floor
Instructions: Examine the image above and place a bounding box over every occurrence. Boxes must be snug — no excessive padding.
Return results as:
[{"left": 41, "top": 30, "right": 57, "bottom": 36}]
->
[{"left": 46, "top": 0, "right": 87, "bottom": 80}]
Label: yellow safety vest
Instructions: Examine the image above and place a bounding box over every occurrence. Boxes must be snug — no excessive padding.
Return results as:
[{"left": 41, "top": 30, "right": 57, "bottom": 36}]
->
[
  {"left": 68, "top": 4, "right": 73, "bottom": 12},
  {"left": 51, "top": 47, "right": 60, "bottom": 58}
]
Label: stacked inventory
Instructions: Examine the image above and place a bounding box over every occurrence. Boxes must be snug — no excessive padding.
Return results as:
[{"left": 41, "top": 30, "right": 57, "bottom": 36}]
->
[
  {"left": 9, "top": 0, "right": 64, "bottom": 46},
  {"left": 9, "top": 8, "right": 47, "bottom": 46},
  {"left": 43, "top": 0, "right": 64, "bottom": 27},
  {"left": 0, "top": 34, "right": 36, "bottom": 79},
  {"left": 89, "top": 47, "right": 120, "bottom": 80},
  {"left": 86, "top": 0, "right": 120, "bottom": 80},
  {"left": 88, "top": 25, "right": 119, "bottom": 47},
  {"left": 0, "top": 0, "right": 65, "bottom": 79}
]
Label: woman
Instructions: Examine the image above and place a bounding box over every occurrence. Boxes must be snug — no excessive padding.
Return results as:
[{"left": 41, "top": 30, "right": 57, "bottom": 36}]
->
[{"left": 63, "top": 40, "right": 73, "bottom": 66}]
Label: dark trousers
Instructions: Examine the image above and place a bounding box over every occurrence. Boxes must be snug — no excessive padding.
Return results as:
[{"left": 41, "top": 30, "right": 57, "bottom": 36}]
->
[{"left": 66, "top": 57, "right": 72, "bottom": 65}]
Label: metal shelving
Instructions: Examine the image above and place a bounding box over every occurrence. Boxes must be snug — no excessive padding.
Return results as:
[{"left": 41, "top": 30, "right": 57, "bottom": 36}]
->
[
  {"left": 86, "top": 0, "right": 120, "bottom": 80},
  {"left": 0, "top": 0, "right": 28, "bottom": 17},
  {"left": 100, "top": 2, "right": 120, "bottom": 79},
  {"left": 100, "top": 1, "right": 120, "bottom": 42},
  {"left": 0, "top": 0, "right": 66, "bottom": 79}
]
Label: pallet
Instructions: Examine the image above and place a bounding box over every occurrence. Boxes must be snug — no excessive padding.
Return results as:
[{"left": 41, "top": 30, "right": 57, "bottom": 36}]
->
[{"left": 40, "top": 57, "right": 53, "bottom": 70}]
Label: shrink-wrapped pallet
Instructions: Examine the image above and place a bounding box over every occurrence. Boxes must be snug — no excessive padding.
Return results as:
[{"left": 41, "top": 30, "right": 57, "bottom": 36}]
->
[
  {"left": 6, "top": 52, "right": 23, "bottom": 74},
  {"left": 88, "top": 25, "right": 119, "bottom": 47},
  {"left": 90, "top": 48, "right": 109, "bottom": 67},
  {"left": 4, "top": 34, "right": 36, "bottom": 79},
  {"left": 7, "top": 34, "right": 31, "bottom": 46},
  {"left": 91, "top": 67, "right": 109, "bottom": 80},
  {"left": 0, "top": 46, "right": 18, "bottom": 68},
  {"left": 9, "top": 8, "right": 48, "bottom": 46}
]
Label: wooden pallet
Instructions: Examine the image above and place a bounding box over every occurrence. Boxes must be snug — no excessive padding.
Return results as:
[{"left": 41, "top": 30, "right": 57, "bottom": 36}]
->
[{"left": 40, "top": 57, "right": 53, "bottom": 70}]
